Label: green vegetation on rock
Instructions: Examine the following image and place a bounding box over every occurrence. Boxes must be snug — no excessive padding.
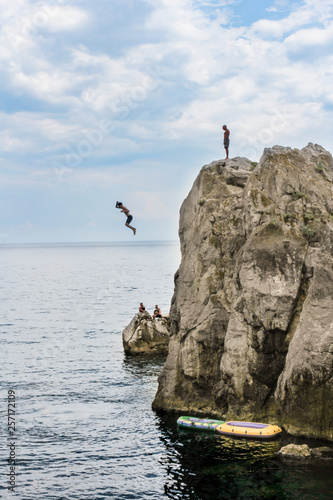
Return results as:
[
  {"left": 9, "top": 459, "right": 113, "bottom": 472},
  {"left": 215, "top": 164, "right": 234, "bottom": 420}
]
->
[
  {"left": 291, "top": 190, "right": 306, "bottom": 200},
  {"left": 283, "top": 212, "right": 297, "bottom": 222},
  {"left": 302, "top": 225, "right": 315, "bottom": 239}
]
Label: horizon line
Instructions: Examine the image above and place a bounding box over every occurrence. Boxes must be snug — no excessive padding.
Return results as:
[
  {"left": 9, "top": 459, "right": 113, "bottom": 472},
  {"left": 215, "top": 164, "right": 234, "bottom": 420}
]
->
[{"left": 0, "top": 239, "right": 179, "bottom": 247}]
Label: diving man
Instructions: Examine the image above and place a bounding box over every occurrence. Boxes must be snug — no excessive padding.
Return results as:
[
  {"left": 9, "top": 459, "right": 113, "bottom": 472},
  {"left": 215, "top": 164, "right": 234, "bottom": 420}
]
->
[{"left": 115, "top": 201, "right": 136, "bottom": 235}]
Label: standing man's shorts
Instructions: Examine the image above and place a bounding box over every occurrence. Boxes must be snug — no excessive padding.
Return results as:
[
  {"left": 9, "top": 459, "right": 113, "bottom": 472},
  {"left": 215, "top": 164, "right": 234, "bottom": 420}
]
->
[
  {"left": 126, "top": 215, "right": 133, "bottom": 224},
  {"left": 224, "top": 139, "right": 230, "bottom": 148}
]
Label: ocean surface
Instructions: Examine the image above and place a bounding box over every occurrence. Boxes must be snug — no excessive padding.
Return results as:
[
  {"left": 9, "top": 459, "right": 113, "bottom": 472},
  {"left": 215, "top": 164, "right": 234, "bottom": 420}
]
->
[{"left": 1, "top": 241, "right": 333, "bottom": 500}]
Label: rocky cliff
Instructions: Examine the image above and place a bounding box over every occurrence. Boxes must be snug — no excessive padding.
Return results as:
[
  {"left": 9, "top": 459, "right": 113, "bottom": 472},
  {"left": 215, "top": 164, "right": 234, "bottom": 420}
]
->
[{"left": 153, "top": 144, "right": 333, "bottom": 441}]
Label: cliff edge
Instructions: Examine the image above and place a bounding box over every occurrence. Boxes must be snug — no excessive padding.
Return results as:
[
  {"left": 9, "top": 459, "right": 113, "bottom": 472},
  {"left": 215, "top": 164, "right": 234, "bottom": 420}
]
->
[{"left": 153, "top": 143, "right": 333, "bottom": 441}]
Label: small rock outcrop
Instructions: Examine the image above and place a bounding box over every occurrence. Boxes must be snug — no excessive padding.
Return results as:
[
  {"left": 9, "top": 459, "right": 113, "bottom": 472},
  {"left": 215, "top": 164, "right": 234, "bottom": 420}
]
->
[
  {"left": 278, "top": 444, "right": 333, "bottom": 459},
  {"left": 153, "top": 143, "right": 333, "bottom": 441},
  {"left": 122, "top": 312, "right": 171, "bottom": 355},
  {"left": 278, "top": 444, "right": 312, "bottom": 457}
]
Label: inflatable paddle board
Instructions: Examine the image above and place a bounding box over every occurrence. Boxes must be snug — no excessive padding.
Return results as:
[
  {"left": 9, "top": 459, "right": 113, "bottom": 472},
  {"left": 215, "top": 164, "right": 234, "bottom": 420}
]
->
[
  {"left": 216, "top": 421, "right": 282, "bottom": 439},
  {"left": 177, "top": 416, "right": 225, "bottom": 431}
]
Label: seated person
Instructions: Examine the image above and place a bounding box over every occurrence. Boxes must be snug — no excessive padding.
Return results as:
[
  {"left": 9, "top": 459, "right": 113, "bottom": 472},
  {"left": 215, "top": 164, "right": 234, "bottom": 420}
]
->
[
  {"left": 139, "top": 302, "right": 145, "bottom": 313},
  {"left": 153, "top": 305, "right": 162, "bottom": 319}
]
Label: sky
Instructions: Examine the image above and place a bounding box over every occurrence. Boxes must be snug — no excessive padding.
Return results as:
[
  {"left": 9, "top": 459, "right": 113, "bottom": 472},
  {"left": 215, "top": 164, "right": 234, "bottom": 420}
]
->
[{"left": 1, "top": 0, "right": 333, "bottom": 243}]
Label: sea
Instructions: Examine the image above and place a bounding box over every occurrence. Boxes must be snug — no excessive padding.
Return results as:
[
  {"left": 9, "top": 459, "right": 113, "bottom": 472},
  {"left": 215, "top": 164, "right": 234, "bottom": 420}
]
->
[{"left": 1, "top": 241, "right": 333, "bottom": 500}]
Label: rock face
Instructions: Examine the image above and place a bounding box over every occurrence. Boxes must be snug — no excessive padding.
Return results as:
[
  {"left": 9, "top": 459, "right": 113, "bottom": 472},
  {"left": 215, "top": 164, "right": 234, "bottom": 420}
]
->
[
  {"left": 122, "top": 312, "right": 171, "bottom": 355},
  {"left": 153, "top": 144, "right": 333, "bottom": 441}
]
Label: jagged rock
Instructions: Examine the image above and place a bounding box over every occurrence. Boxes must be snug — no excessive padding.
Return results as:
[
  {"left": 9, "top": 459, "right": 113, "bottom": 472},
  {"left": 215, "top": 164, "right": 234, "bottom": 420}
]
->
[
  {"left": 204, "top": 157, "right": 253, "bottom": 187},
  {"left": 122, "top": 311, "right": 170, "bottom": 355},
  {"left": 278, "top": 444, "right": 311, "bottom": 457},
  {"left": 153, "top": 144, "right": 333, "bottom": 441}
]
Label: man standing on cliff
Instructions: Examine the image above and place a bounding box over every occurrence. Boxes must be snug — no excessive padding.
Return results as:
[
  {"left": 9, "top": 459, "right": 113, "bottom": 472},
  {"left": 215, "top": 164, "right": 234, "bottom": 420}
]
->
[{"left": 222, "top": 125, "right": 230, "bottom": 160}]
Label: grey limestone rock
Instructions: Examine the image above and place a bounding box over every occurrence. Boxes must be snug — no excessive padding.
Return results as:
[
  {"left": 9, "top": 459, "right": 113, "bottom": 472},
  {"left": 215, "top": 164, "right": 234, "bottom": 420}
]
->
[
  {"left": 122, "top": 311, "right": 170, "bottom": 355},
  {"left": 153, "top": 144, "right": 333, "bottom": 441}
]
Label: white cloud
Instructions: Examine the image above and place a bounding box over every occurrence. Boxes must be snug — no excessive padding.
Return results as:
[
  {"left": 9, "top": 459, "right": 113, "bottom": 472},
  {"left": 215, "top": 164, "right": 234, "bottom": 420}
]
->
[
  {"left": 74, "top": 49, "right": 156, "bottom": 112},
  {"left": 0, "top": 132, "right": 34, "bottom": 152},
  {"left": 1, "top": 2, "right": 88, "bottom": 54},
  {"left": 0, "top": 2, "right": 91, "bottom": 111},
  {"left": 267, "top": 0, "right": 293, "bottom": 13},
  {"left": 57, "top": 167, "right": 133, "bottom": 188},
  {"left": 252, "top": 9, "right": 314, "bottom": 38},
  {"left": 0, "top": 111, "right": 86, "bottom": 151},
  {"left": 0, "top": 0, "right": 28, "bottom": 20},
  {"left": 38, "top": 4, "right": 89, "bottom": 33},
  {"left": 11, "top": 65, "right": 74, "bottom": 97},
  {"left": 283, "top": 23, "right": 333, "bottom": 53},
  {"left": 134, "top": 190, "right": 174, "bottom": 220}
]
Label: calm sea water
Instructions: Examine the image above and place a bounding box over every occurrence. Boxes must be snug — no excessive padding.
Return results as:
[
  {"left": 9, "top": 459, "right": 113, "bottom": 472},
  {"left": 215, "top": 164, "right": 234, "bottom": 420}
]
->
[{"left": 1, "top": 242, "right": 333, "bottom": 500}]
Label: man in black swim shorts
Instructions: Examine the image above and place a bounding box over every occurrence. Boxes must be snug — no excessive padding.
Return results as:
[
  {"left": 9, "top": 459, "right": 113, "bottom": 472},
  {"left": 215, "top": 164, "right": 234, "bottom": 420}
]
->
[
  {"left": 222, "top": 125, "right": 230, "bottom": 160},
  {"left": 115, "top": 202, "right": 136, "bottom": 235},
  {"left": 153, "top": 305, "right": 162, "bottom": 319}
]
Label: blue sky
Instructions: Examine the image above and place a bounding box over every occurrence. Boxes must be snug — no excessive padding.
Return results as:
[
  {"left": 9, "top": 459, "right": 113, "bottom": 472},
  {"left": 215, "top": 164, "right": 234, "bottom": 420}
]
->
[{"left": 1, "top": 0, "right": 333, "bottom": 243}]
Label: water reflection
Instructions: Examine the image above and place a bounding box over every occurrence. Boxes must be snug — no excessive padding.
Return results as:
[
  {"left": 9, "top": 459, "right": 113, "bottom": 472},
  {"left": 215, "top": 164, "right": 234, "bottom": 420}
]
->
[
  {"left": 155, "top": 412, "right": 333, "bottom": 500},
  {"left": 122, "top": 353, "right": 166, "bottom": 379},
  {"left": 122, "top": 353, "right": 167, "bottom": 399}
]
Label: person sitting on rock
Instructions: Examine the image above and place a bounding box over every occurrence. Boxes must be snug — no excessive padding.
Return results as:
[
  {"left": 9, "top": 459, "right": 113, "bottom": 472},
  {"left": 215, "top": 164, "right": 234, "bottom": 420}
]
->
[
  {"left": 139, "top": 302, "right": 145, "bottom": 313},
  {"left": 153, "top": 305, "right": 162, "bottom": 319}
]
